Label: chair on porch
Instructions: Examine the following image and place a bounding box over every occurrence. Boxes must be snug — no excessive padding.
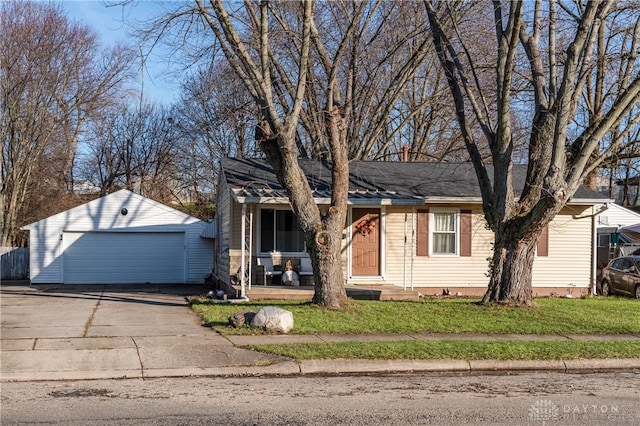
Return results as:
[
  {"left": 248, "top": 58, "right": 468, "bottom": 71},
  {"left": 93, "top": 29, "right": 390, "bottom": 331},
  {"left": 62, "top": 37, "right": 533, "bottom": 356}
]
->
[
  {"left": 299, "top": 257, "right": 314, "bottom": 286},
  {"left": 256, "top": 257, "right": 282, "bottom": 286}
]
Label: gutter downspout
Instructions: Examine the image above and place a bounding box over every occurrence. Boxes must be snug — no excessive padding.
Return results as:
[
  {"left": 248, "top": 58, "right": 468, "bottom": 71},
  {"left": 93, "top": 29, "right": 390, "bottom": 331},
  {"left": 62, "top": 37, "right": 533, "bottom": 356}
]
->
[
  {"left": 248, "top": 205, "right": 253, "bottom": 290},
  {"left": 240, "top": 204, "right": 246, "bottom": 298},
  {"left": 592, "top": 207, "right": 598, "bottom": 295},
  {"left": 403, "top": 207, "right": 407, "bottom": 291},
  {"left": 411, "top": 206, "right": 415, "bottom": 291},
  {"left": 572, "top": 203, "right": 609, "bottom": 296}
]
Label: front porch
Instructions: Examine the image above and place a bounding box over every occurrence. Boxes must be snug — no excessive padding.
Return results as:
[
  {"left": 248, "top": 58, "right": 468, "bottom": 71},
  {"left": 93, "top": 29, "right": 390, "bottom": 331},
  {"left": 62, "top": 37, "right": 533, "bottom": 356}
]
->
[{"left": 233, "top": 283, "right": 421, "bottom": 301}]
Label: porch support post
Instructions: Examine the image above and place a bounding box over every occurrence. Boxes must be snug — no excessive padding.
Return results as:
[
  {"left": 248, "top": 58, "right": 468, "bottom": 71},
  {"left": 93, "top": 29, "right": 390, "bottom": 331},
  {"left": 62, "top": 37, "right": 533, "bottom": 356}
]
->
[
  {"left": 240, "top": 204, "right": 247, "bottom": 298},
  {"left": 248, "top": 205, "right": 253, "bottom": 290}
]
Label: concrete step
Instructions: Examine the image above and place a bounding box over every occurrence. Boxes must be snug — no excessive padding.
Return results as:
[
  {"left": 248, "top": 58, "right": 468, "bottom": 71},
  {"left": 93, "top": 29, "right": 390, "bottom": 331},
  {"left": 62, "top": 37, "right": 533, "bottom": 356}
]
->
[{"left": 236, "top": 284, "right": 420, "bottom": 302}]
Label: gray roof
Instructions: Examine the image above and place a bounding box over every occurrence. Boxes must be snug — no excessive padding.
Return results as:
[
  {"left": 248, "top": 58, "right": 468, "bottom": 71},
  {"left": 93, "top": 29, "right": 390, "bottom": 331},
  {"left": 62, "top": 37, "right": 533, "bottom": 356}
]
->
[{"left": 221, "top": 158, "right": 608, "bottom": 205}]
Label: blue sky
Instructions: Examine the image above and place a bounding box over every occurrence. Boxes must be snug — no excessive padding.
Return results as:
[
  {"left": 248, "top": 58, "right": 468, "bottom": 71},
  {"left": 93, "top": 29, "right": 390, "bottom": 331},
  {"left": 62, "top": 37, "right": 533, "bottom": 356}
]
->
[{"left": 63, "top": 1, "right": 181, "bottom": 105}]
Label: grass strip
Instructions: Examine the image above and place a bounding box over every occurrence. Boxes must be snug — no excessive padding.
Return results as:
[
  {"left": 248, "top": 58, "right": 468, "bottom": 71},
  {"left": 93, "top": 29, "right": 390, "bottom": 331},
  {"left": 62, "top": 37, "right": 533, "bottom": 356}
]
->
[
  {"left": 245, "top": 340, "right": 640, "bottom": 361},
  {"left": 191, "top": 297, "right": 640, "bottom": 335}
]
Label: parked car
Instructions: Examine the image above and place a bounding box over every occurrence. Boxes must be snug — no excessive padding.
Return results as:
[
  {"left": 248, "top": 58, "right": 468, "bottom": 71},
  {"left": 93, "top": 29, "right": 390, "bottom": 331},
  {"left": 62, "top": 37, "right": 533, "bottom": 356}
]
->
[{"left": 600, "top": 255, "right": 640, "bottom": 299}]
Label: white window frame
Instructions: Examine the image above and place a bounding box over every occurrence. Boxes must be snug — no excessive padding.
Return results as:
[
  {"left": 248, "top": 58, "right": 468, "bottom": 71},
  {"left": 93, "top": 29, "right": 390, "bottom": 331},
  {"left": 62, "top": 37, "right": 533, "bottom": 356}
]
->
[
  {"left": 258, "top": 206, "right": 306, "bottom": 255},
  {"left": 429, "top": 208, "right": 460, "bottom": 256}
]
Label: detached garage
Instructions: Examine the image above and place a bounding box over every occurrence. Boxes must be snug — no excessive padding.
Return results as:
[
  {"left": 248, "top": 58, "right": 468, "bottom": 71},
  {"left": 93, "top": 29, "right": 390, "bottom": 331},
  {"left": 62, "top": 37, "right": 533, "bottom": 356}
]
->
[{"left": 22, "top": 190, "right": 213, "bottom": 285}]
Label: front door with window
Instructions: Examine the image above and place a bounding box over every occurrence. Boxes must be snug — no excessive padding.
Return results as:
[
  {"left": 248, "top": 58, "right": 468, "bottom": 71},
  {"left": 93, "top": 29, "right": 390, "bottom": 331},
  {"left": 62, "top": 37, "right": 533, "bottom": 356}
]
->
[{"left": 351, "top": 208, "right": 381, "bottom": 276}]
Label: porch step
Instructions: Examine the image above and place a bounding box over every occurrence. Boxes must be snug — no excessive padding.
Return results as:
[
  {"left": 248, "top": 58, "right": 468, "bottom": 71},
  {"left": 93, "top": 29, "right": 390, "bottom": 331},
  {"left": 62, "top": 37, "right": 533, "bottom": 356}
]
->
[
  {"left": 235, "top": 284, "right": 420, "bottom": 302},
  {"left": 235, "top": 285, "right": 315, "bottom": 301}
]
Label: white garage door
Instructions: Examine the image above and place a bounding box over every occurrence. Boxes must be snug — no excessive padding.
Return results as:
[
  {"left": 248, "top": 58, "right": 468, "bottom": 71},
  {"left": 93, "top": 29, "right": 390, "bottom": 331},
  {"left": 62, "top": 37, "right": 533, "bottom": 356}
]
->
[{"left": 63, "top": 232, "right": 185, "bottom": 284}]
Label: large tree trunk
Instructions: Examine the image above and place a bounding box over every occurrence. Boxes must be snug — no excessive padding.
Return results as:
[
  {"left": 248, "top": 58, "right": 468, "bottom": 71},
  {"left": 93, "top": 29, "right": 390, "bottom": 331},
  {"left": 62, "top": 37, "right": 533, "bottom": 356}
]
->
[
  {"left": 259, "top": 125, "right": 348, "bottom": 309},
  {"left": 308, "top": 226, "right": 348, "bottom": 308},
  {"left": 481, "top": 227, "right": 538, "bottom": 306}
]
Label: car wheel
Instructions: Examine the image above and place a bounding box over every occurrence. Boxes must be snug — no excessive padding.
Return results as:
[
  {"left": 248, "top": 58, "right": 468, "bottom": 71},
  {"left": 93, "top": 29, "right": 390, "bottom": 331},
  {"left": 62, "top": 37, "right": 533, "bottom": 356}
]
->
[
  {"left": 601, "top": 281, "right": 610, "bottom": 296},
  {"left": 635, "top": 285, "right": 640, "bottom": 301}
]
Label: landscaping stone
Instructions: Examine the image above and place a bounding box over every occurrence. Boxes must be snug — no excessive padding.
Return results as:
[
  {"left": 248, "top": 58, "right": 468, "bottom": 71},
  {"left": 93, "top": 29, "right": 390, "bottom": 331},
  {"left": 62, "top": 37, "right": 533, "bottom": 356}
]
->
[
  {"left": 250, "top": 306, "right": 294, "bottom": 333},
  {"left": 228, "top": 310, "right": 256, "bottom": 328}
]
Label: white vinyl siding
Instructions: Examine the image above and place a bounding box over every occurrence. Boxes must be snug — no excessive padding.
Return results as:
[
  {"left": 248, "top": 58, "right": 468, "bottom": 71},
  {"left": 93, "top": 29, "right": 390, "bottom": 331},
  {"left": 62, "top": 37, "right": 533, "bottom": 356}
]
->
[
  {"left": 596, "top": 203, "right": 640, "bottom": 228},
  {"left": 383, "top": 206, "right": 492, "bottom": 289},
  {"left": 24, "top": 190, "right": 212, "bottom": 285},
  {"left": 531, "top": 207, "right": 593, "bottom": 288},
  {"left": 379, "top": 205, "right": 593, "bottom": 290}
]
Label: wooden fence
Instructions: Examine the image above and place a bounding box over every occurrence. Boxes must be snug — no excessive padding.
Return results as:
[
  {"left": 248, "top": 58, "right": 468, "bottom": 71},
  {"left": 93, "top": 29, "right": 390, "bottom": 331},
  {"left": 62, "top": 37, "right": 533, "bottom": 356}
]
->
[{"left": 1, "top": 247, "right": 29, "bottom": 280}]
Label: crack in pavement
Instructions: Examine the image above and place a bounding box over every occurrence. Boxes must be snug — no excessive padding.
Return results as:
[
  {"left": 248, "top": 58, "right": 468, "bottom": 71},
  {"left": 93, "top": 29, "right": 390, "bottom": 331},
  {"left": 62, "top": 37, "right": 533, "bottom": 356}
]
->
[
  {"left": 82, "top": 288, "right": 104, "bottom": 338},
  {"left": 131, "top": 337, "right": 145, "bottom": 379}
]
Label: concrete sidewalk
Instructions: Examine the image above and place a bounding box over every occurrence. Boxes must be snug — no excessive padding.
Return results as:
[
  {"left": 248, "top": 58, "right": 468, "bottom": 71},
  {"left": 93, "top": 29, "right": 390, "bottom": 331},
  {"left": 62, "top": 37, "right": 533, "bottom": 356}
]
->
[{"left": 1, "top": 284, "right": 639, "bottom": 382}]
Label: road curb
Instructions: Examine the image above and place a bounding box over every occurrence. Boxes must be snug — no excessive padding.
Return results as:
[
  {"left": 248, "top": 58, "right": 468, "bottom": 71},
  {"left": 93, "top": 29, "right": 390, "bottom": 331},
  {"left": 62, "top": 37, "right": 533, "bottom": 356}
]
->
[
  {"left": 563, "top": 358, "right": 639, "bottom": 371},
  {"left": 469, "top": 359, "right": 566, "bottom": 371},
  {"left": 2, "top": 359, "right": 638, "bottom": 382},
  {"left": 298, "top": 359, "right": 470, "bottom": 375}
]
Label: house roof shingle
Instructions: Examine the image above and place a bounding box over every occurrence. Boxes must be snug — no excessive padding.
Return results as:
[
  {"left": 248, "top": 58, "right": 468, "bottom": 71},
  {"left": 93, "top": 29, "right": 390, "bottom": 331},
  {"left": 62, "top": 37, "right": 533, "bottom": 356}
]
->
[{"left": 221, "top": 158, "right": 609, "bottom": 205}]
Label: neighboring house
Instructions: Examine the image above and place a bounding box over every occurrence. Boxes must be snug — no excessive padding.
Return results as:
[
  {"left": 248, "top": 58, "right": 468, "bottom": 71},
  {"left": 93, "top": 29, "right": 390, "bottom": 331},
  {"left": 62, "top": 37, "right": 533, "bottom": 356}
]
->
[
  {"left": 596, "top": 202, "right": 640, "bottom": 230},
  {"left": 72, "top": 180, "right": 101, "bottom": 195},
  {"left": 217, "top": 158, "right": 610, "bottom": 297},
  {"left": 595, "top": 203, "right": 640, "bottom": 269},
  {"left": 22, "top": 189, "right": 213, "bottom": 285}
]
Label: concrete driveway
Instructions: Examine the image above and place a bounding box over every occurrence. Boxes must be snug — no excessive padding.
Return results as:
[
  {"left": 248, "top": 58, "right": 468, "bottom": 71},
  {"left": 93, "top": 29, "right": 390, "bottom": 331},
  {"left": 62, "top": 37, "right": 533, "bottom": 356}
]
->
[{"left": 0, "top": 283, "right": 294, "bottom": 381}]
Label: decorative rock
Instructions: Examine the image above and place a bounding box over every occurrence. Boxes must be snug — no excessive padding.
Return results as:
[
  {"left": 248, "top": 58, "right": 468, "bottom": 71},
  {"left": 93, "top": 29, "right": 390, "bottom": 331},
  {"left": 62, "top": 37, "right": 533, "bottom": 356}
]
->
[
  {"left": 228, "top": 310, "right": 256, "bottom": 328},
  {"left": 250, "top": 306, "right": 294, "bottom": 333}
]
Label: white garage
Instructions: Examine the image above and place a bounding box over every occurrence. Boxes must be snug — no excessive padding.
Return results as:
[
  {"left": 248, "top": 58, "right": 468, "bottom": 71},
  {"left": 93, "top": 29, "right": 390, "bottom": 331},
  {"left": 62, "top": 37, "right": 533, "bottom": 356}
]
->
[{"left": 22, "top": 190, "right": 213, "bottom": 285}]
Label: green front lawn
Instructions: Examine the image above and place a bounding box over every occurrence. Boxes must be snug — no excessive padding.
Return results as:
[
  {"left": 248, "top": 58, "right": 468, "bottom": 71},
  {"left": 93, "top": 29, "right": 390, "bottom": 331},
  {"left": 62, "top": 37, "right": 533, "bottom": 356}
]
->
[
  {"left": 191, "top": 297, "right": 640, "bottom": 335},
  {"left": 248, "top": 340, "right": 640, "bottom": 361}
]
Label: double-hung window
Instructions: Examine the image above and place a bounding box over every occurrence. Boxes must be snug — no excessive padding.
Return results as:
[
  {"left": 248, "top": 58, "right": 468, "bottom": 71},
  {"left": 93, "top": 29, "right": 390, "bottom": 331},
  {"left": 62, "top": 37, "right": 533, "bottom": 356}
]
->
[
  {"left": 417, "top": 208, "right": 471, "bottom": 257},
  {"left": 431, "top": 209, "right": 459, "bottom": 255},
  {"left": 260, "top": 208, "right": 305, "bottom": 253}
]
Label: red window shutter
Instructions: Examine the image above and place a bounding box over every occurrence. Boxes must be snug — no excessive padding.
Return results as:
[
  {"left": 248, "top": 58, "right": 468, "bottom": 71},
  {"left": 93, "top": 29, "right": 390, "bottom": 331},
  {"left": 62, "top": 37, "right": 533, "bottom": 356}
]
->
[
  {"left": 537, "top": 225, "right": 549, "bottom": 256},
  {"left": 417, "top": 209, "right": 429, "bottom": 256},
  {"left": 460, "top": 210, "right": 472, "bottom": 257}
]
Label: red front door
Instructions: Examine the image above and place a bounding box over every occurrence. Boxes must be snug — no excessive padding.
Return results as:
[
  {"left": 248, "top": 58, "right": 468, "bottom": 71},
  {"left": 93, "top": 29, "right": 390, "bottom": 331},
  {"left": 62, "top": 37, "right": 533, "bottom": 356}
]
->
[{"left": 351, "top": 208, "right": 380, "bottom": 276}]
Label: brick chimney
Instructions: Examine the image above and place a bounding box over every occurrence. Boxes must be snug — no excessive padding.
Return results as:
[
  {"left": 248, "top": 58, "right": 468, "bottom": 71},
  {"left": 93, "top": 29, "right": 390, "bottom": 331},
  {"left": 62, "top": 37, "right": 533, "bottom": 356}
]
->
[{"left": 402, "top": 145, "right": 409, "bottom": 162}]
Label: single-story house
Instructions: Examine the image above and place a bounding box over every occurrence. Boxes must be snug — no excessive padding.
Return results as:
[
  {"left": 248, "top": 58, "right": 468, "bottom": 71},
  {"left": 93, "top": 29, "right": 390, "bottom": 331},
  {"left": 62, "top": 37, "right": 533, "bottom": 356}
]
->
[
  {"left": 22, "top": 189, "right": 213, "bottom": 285},
  {"left": 216, "top": 158, "right": 610, "bottom": 297}
]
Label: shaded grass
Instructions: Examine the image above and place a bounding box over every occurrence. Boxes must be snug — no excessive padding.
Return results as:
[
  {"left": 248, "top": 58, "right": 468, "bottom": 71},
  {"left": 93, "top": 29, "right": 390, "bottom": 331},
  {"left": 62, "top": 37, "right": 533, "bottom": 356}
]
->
[
  {"left": 247, "top": 340, "right": 640, "bottom": 361},
  {"left": 191, "top": 296, "right": 640, "bottom": 335}
]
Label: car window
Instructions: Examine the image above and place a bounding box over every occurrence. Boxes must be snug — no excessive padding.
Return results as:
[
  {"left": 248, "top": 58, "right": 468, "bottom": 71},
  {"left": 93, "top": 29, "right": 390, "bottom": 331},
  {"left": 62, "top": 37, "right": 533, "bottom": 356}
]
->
[
  {"left": 635, "top": 259, "right": 640, "bottom": 271},
  {"left": 621, "top": 259, "right": 633, "bottom": 271},
  {"left": 611, "top": 259, "right": 624, "bottom": 269}
]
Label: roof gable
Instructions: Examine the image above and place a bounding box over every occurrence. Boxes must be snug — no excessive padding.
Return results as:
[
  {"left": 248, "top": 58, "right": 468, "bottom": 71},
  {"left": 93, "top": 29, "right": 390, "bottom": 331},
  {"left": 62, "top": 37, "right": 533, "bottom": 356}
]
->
[{"left": 22, "top": 189, "right": 203, "bottom": 230}]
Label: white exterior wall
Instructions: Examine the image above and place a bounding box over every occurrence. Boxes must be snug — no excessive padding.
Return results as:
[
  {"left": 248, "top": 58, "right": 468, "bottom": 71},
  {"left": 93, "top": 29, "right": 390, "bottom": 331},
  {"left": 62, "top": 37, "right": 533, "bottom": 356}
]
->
[
  {"left": 381, "top": 205, "right": 493, "bottom": 289},
  {"left": 531, "top": 206, "right": 593, "bottom": 288},
  {"left": 25, "top": 190, "right": 212, "bottom": 284},
  {"left": 373, "top": 204, "right": 593, "bottom": 290},
  {"left": 596, "top": 203, "right": 640, "bottom": 229}
]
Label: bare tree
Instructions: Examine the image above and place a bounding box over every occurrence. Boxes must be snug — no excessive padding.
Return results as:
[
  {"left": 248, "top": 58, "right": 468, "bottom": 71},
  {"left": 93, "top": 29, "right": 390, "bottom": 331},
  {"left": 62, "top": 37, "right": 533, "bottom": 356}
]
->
[
  {"left": 0, "top": 1, "right": 132, "bottom": 246},
  {"left": 79, "top": 103, "right": 180, "bottom": 205},
  {"left": 192, "top": 0, "right": 352, "bottom": 308},
  {"left": 132, "top": 0, "right": 467, "bottom": 307},
  {"left": 170, "top": 63, "right": 260, "bottom": 201},
  {"left": 424, "top": 0, "right": 640, "bottom": 305}
]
